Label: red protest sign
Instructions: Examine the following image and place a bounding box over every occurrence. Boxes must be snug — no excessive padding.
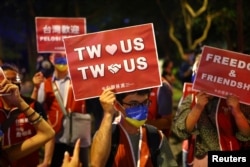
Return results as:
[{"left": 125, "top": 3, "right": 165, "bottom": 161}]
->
[
  {"left": 63, "top": 23, "right": 161, "bottom": 100},
  {"left": 183, "top": 82, "right": 197, "bottom": 98},
  {"left": 35, "top": 17, "right": 86, "bottom": 53},
  {"left": 193, "top": 45, "right": 250, "bottom": 104},
  {"left": 178, "top": 82, "right": 198, "bottom": 106}
]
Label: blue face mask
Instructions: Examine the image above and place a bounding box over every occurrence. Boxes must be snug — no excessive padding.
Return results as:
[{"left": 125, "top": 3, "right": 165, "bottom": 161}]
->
[
  {"left": 124, "top": 105, "right": 148, "bottom": 127},
  {"left": 54, "top": 57, "right": 67, "bottom": 65},
  {"left": 125, "top": 105, "right": 148, "bottom": 120}
]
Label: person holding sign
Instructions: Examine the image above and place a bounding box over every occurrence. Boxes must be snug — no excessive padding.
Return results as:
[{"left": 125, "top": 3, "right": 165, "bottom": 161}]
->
[
  {"left": 0, "top": 75, "right": 55, "bottom": 166},
  {"left": 147, "top": 57, "right": 175, "bottom": 138},
  {"left": 179, "top": 54, "right": 200, "bottom": 167},
  {"left": 173, "top": 88, "right": 250, "bottom": 166},
  {"left": 31, "top": 52, "right": 90, "bottom": 167},
  {"left": 0, "top": 64, "right": 55, "bottom": 167},
  {"left": 90, "top": 88, "right": 178, "bottom": 167}
]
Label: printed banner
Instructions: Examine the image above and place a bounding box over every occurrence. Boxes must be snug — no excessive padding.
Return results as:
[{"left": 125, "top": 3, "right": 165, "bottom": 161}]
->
[
  {"left": 183, "top": 82, "right": 197, "bottom": 98},
  {"left": 193, "top": 45, "right": 250, "bottom": 105},
  {"left": 35, "top": 17, "right": 86, "bottom": 53},
  {"left": 63, "top": 23, "right": 161, "bottom": 100},
  {"left": 178, "top": 82, "right": 198, "bottom": 106}
]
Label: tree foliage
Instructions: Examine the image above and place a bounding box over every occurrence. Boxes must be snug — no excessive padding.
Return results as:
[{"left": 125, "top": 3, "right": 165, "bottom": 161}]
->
[{"left": 0, "top": 0, "right": 250, "bottom": 79}]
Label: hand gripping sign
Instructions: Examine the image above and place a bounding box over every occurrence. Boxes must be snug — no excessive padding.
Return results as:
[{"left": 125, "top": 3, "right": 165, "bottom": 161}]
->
[
  {"left": 63, "top": 23, "right": 162, "bottom": 100},
  {"left": 193, "top": 45, "right": 250, "bottom": 105}
]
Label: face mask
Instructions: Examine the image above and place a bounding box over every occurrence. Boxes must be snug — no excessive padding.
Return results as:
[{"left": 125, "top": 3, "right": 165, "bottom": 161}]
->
[
  {"left": 124, "top": 105, "right": 148, "bottom": 128},
  {"left": 54, "top": 57, "right": 67, "bottom": 65},
  {"left": 54, "top": 57, "right": 68, "bottom": 72},
  {"left": 54, "top": 64, "right": 68, "bottom": 72}
]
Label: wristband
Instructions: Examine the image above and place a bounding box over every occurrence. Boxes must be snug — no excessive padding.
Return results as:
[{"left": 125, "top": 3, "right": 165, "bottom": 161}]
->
[
  {"left": 21, "top": 106, "right": 30, "bottom": 113},
  {"left": 26, "top": 111, "right": 36, "bottom": 118},
  {"left": 29, "top": 115, "right": 43, "bottom": 125}
]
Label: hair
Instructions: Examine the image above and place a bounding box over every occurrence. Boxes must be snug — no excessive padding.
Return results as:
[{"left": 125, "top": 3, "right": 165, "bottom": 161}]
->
[
  {"left": 1, "top": 63, "right": 22, "bottom": 88},
  {"left": 161, "top": 57, "right": 172, "bottom": 70},
  {"left": 115, "top": 89, "right": 151, "bottom": 104},
  {"left": 1, "top": 63, "right": 19, "bottom": 73},
  {"left": 161, "top": 57, "right": 173, "bottom": 77}
]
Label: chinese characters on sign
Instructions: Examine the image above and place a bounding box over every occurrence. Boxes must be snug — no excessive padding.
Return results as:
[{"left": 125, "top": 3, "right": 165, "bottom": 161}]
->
[
  {"left": 35, "top": 17, "right": 86, "bottom": 53},
  {"left": 42, "top": 24, "right": 80, "bottom": 35}
]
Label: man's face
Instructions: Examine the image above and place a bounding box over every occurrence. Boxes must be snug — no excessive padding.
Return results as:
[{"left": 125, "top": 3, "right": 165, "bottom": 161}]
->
[
  {"left": 120, "top": 93, "right": 150, "bottom": 114},
  {"left": 118, "top": 92, "right": 150, "bottom": 128}
]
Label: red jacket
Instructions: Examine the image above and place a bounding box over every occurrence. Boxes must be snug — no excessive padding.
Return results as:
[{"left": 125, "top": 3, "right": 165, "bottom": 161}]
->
[
  {"left": 43, "top": 77, "right": 85, "bottom": 133},
  {"left": 0, "top": 102, "right": 39, "bottom": 167},
  {"left": 148, "top": 78, "right": 173, "bottom": 137}
]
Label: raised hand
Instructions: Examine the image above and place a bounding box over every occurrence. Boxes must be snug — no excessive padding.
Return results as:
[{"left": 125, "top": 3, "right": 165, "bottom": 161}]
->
[{"left": 61, "top": 139, "right": 82, "bottom": 167}]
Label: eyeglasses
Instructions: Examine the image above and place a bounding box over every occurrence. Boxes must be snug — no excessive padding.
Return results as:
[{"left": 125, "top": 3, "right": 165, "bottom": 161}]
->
[
  {"left": 122, "top": 99, "right": 151, "bottom": 108},
  {"left": 7, "top": 76, "right": 21, "bottom": 84}
]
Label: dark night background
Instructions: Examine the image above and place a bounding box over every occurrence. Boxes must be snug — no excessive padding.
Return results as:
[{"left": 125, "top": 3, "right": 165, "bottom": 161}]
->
[
  {"left": 0, "top": 0, "right": 249, "bottom": 80},
  {"left": 1, "top": 2, "right": 249, "bottom": 165}
]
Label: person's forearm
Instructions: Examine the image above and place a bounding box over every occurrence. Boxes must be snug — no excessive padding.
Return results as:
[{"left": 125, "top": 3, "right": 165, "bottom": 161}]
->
[
  {"left": 31, "top": 87, "right": 39, "bottom": 100},
  {"left": 90, "top": 113, "right": 113, "bottom": 167},
  {"left": 233, "top": 109, "right": 250, "bottom": 137},
  {"left": 185, "top": 104, "right": 203, "bottom": 133},
  {"left": 18, "top": 101, "right": 55, "bottom": 138},
  {"left": 5, "top": 101, "right": 55, "bottom": 161},
  {"left": 42, "top": 137, "right": 55, "bottom": 166}
]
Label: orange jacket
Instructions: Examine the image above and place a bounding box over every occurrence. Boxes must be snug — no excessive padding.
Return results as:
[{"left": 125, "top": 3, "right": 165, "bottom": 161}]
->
[{"left": 112, "top": 125, "right": 155, "bottom": 167}]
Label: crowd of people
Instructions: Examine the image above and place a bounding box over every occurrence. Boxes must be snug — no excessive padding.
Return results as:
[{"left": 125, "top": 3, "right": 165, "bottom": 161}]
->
[
  {"left": 31, "top": 53, "right": 90, "bottom": 167},
  {"left": 0, "top": 47, "right": 249, "bottom": 167}
]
